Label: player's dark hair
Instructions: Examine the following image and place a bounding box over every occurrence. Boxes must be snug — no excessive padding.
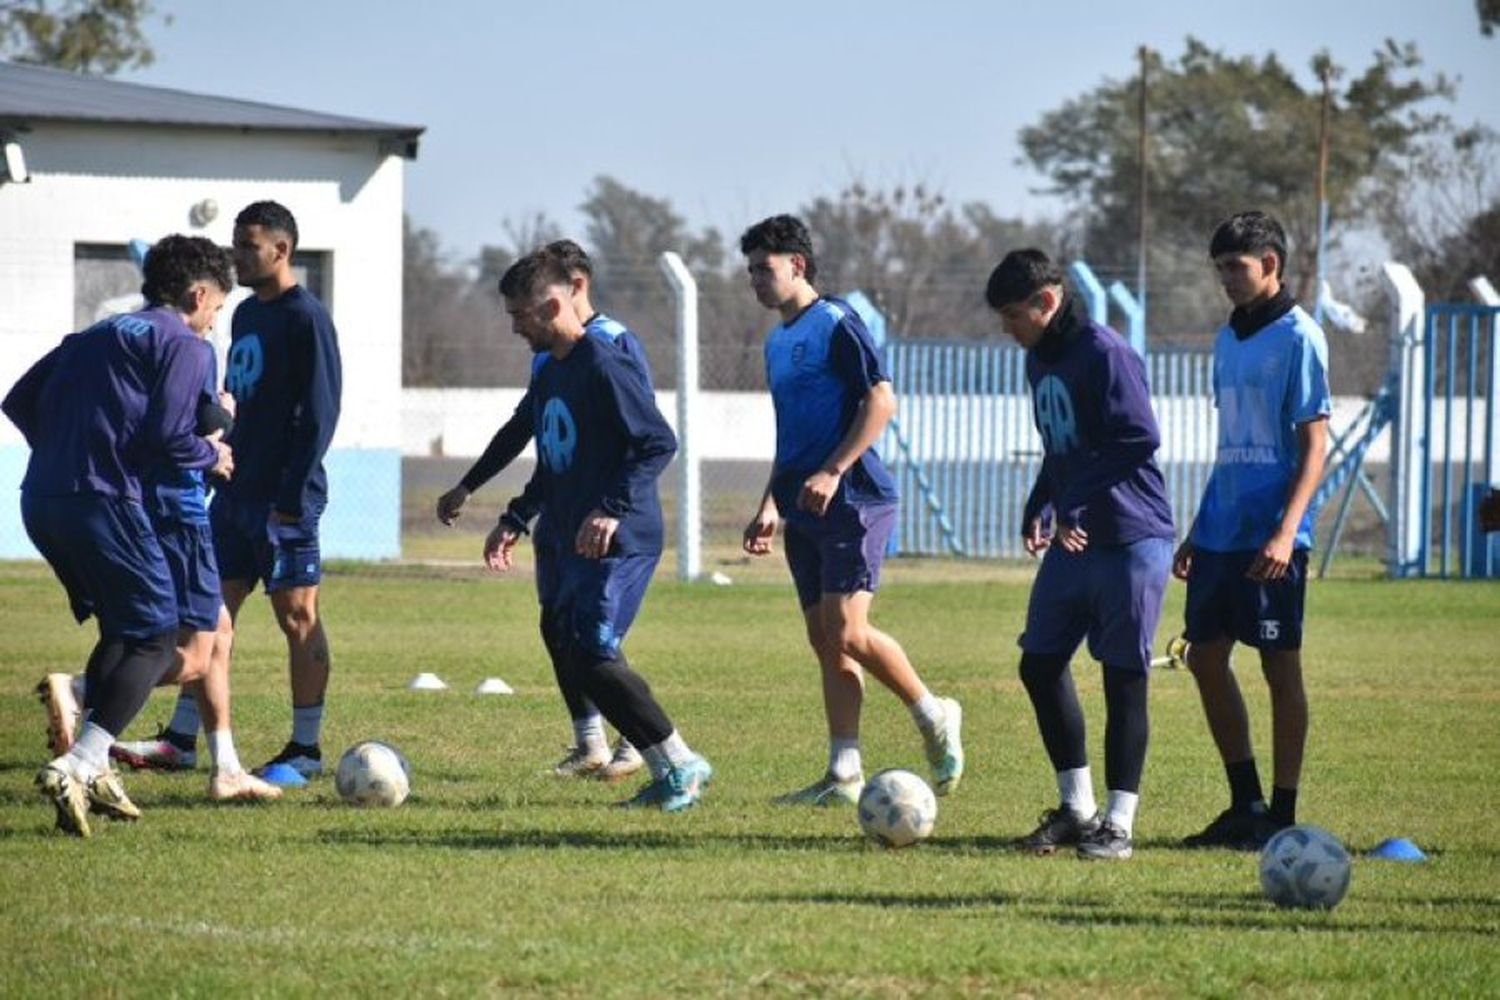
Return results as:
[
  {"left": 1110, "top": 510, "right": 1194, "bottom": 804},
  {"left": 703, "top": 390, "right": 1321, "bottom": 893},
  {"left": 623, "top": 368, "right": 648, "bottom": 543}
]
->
[
  {"left": 1209, "top": 211, "right": 1287, "bottom": 277},
  {"left": 543, "top": 239, "right": 593, "bottom": 279},
  {"left": 739, "top": 214, "right": 818, "bottom": 285},
  {"left": 141, "top": 235, "right": 234, "bottom": 309},
  {"left": 498, "top": 248, "right": 573, "bottom": 301},
  {"left": 235, "top": 200, "right": 300, "bottom": 250},
  {"left": 985, "top": 249, "right": 1065, "bottom": 310}
]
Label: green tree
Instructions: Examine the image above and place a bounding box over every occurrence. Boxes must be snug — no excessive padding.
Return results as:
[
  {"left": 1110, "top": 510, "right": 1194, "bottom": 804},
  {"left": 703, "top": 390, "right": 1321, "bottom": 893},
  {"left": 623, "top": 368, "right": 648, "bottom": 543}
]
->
[
  {"left": 1020, "top": 38, "right": 1454, "bottom": 340},
  {"left": 0, "top": 0, "right": 157, "bottom": 74},
  {"left": 1480, "top": 0, "right": 1499, "bottom": 36}
]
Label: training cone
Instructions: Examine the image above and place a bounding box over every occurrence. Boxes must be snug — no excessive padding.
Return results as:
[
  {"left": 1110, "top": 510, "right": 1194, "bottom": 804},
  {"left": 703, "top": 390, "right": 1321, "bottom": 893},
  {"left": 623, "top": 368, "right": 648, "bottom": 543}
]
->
[
  {"left": 259, "top": 763, "right": 308, "bottom": 789},
  {"left": 474, "top": 677, "right": 514, "bottom": 695},
  {"left": 408, "top": 672, "right": 448, "bottom": 691},
  {"left": 1368, "top": 837, "right": 1428, "bottom": 862}
]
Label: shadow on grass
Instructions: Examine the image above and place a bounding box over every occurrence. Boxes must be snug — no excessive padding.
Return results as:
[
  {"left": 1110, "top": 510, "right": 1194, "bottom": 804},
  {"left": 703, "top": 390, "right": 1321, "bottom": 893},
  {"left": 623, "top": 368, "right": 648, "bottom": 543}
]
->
[{"left": 317, "top": 826, "right": 854, "bottom": 853}]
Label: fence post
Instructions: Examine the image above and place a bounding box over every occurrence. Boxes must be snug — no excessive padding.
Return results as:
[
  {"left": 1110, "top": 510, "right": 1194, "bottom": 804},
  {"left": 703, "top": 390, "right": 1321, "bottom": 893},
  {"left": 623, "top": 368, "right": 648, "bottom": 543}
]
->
[
  {"left": 1471, "top": 276, "right": 1499, "bottom": 491},
  {"left": 1382, "top": 262, "right": 1426, "bottom": 578},
  {"left": 1107, "top": 280, "right": 1146, "bottom": 358},
  {"left": 1068, "top": 261, "right": 1108, "bottom": 326},
  {"left": 659, "top": 251, "right": 700, "bottom": 582}
]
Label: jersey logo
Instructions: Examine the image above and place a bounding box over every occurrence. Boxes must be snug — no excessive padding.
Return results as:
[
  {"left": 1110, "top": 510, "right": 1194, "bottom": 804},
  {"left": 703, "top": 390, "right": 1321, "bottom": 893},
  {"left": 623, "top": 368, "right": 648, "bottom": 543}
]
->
[
  {"left": 1033, "top": 375, "right": 1080, "bottom": 454},
  {"left": 539, "top": 397, "right": 578, "bottom": 472},
  {"left": 1258, "top": 619, "right": 1281, "bottom": 641},
  {"left": 112, "top": 315, "right": 153, "bottom": 338},
  {"left": 226, "top": 334, "right": 265, "bottom": 402}
]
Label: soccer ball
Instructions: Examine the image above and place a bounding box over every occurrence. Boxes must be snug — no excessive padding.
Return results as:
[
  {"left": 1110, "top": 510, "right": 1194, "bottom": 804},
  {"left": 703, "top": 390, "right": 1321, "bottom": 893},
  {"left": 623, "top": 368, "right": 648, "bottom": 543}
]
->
[
  {"left": 1259, "top": 824, "right": 1352, "bottom": 910},
  {"left": 335, "top": 741, "right": 411, "bottom": 808},
  {"left": 857, "top": 769, "right": 937, "bottom": 848}
]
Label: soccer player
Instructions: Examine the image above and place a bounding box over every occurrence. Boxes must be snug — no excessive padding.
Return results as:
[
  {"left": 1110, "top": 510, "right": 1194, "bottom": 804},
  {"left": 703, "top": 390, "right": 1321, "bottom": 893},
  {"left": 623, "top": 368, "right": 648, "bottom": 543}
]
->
[
  {"left": 122, "top": 201, "right": 343, "bottom": 778},
  {"left": 436, "top": 240, "right": 644, "bottom": 782},
  {"left": 738, "top": 214, "right": 963, "bottom": 807},
  {"left": 3, "top": 234, "right": 236, "bottom": 836},
  {"left": 485, "top": 248, "right": 711, "bottom": 812},
  {"left": 1176, "top": 211, "right": 1331, "bottom": 850},
  {"left": 985, "top": 249, "right": 1175, "bottom": 860}
]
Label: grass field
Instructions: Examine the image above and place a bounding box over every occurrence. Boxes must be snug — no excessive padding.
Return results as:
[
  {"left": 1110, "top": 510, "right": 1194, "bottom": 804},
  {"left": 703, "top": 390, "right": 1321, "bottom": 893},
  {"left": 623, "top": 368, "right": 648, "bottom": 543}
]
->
[{"left": 2, "top": 557, "right": 1498, "bottom": 997}]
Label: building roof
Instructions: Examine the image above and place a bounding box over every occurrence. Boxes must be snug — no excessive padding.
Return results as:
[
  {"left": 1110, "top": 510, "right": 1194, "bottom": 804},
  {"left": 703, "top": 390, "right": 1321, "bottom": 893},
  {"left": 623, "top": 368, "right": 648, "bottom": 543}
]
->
[{"left": 0, "top": 61, "right": 423, "bottom": 158}]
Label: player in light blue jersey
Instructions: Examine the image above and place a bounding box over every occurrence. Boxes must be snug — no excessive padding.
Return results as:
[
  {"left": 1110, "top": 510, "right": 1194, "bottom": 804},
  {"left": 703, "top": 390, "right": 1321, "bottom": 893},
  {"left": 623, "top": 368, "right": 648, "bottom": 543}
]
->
[
  {"left": 1174, "top": 211, "right": 1331, "bottom": 850},
  {"left": 739, "top": 215, "right": 963, "bottom": 808}
]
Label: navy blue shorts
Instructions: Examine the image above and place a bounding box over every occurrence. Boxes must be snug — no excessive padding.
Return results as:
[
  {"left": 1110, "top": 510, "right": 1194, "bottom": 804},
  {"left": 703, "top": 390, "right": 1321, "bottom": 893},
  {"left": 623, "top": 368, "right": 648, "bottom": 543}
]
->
[
  {"left": 783, "top": 502, "right": 896, "bottom": 610},
  {"left": 553, "top": 552, "right": 658, "bottom": 659},
  {"left": 152, "top": 518, "right": 223, "bottom": 632},
  {"left": 210, "top": 494, "right": 323, "bottom": 593},
  {"left": 1020, "top": 536, "right": 1174, "bottom": 672},
  {"left": 1184, "top": 548, "right": 1308, "bottom": 650},
  {"left": 23, "top": 493, "right": 178, "bottom": 639}
]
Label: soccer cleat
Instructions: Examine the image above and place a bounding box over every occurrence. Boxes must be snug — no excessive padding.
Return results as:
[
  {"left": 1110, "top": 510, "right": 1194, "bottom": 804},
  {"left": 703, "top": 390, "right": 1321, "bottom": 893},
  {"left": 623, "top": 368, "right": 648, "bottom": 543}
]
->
[
  {"left": 921, "top": 696, "right": 965, "bottom": 796},
  {"left": 254, "top": 741, "right": 322, "bottom": 779},
  {"left": 774, "top": 772, "right": 864, "bottom": 807},
  {"left": 596, "top": 737, "right": 645, "bottom": 783},
  {"left": 552, "top": 743, "right": 610, "bottom": 778},
  {"left": 36, "top": 673, "right": 80, "bottom": 757},
  {"left": 1183, "top": 805, "right": 1279, "bottom": 851},
  {"left": 619, "top": 756, "right": 713, "bottom": 813},
  {"left": 209, "top": 769, "right": 284, "bottom": 803},
  {"left": 1019, "top": 806, "right": 1102, "bottom": 855},
  {"left": 86, "top": 769, "right": 141, "bottom": 822},
  {"left": 1077, "top": 819, "right": 1134, "bottom": 860},
  {"left": 110, "top": 727, "right": 197, "bottom": 771},
  {"left": 36, "top": 760, "right": 90, "bottom": 838}
]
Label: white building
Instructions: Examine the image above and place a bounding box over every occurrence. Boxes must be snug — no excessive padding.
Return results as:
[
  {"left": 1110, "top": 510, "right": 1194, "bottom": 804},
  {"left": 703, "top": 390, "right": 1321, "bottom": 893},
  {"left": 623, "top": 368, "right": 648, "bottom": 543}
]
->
[{"left": 0, "top": 61, "right": 421, "bottom": 559}]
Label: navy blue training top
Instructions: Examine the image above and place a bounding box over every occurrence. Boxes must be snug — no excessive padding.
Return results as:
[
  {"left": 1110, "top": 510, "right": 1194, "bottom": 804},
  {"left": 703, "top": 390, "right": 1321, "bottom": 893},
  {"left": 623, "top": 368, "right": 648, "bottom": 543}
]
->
[
  {"left": 527, "top": 333, "right": 676, "bottom": 556},
  {"left": 2, "top": 307, "right": 218, "bottom": 502},
  {"left": 219, "top": 286, "right": 342, "bottom": 517}
]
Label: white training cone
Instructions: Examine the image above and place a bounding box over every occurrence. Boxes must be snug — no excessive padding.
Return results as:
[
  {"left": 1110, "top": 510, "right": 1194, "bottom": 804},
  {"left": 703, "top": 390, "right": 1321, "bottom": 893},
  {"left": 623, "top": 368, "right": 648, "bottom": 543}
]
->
[
  {"left": 474, "top": 677, "right": 514, "bottom": 696},
  {"left": 408, "top": 672, "right": 448, "bottom": 691},
  {"left": 709, "top": 571, "right": 733, "bottom": 586}
]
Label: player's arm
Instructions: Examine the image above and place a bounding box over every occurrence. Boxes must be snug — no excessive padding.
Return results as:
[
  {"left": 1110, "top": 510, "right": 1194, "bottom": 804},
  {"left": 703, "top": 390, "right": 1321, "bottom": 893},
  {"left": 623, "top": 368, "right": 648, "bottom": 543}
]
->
[
  {"left": 148, "top": 338, "right": 227, "bottom": 476},
  {"left": 275, "top": 311, "right": 342, "bottom": 520},
  {"left": 1052, "top": 347, "right": 1162, "bottom": 532},
  {"left": 1, "top": 342, "right": 62, "bottom": 443},
  {"left": 800, "top": 314, "right": 893, "bottom": 517},
  {"left": 744, "top": 472, "right": 778, "bottom": 555},
  {"left": 440, "top": 387, "right": 536, "bottom": 525},
  {"left": 1020, "top": 475, "right": 1055, "bottom": 557},
  {"left": 1248, "top": 417, "right": 1328, "bottom": 582}
]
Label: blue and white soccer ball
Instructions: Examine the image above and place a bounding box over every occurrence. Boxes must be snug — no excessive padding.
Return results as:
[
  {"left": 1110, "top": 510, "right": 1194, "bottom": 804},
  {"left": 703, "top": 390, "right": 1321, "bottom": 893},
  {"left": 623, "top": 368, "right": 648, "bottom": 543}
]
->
[
  {"left": 857, "top": 769, "right": 937, "bottom": 848},
  {"left": 1259, "top": 824, "right": 1352, "bottom": 910},
  {"left": 335, "top": 741, "right": 411, "bottom": 808}
]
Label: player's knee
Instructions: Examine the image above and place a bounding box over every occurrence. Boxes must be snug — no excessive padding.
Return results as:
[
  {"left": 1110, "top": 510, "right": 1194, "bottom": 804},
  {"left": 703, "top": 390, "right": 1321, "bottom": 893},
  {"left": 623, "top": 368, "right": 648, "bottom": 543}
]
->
[
  {"left": 1019, "top": 651, "right": 1066, "bottom": 691},
  {"left": 275, "top": 602, "right": 318, "bottom": 641}
]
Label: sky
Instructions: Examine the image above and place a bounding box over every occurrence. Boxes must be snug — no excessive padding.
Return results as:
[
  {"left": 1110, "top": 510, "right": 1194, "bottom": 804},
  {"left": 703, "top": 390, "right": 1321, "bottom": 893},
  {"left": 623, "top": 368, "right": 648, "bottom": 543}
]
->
[{"left": 120, "top": 1, "right": 1500, "bottom": 265}]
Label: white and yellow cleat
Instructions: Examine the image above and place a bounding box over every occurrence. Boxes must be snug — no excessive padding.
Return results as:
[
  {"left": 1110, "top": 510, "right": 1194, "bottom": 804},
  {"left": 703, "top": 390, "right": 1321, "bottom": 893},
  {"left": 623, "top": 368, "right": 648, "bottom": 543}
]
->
[
  {"left": 551, "top": 744, "right": 610, "bottom": 778},
  {"left": 596, "top": 737, "right": 645, "bottom": 783},
  {"left": 85, "top": 769, "right": 141, "bottom": 822},
  {"left": 36, "top": 759, "right": 90, "bottom": 838},
  {"left": 209, "top": 769, "right": 284, "bottom": 803},
  {"left": 36, "top": 673, "right": 80, "bottom": 757}
]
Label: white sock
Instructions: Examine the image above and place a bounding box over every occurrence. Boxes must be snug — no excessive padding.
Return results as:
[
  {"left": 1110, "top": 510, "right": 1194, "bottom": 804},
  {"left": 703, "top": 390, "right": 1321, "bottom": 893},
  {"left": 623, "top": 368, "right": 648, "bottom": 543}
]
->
[
  {"left": 168, "top": 691, "right": 201, "bottom": 743},
  {"left": 291, "top": 704, "right": 323, "bottom": 747},
  {"left": 1106, "top": 790, "right": 1139, "bottom": 837},
  {"left": 572, "top": 713, "right": 607, "bottom": 753},
  {"left": 653, "top": 730, "right": 696, "bottom": 767},
  {"left": 1057, "top": 766, "right": 1097, "bottom": 818},
  {"left": 207, "top": 730, "right": 241, "bottom": 774},
  {"left": 67, "top": 722, "right": 113, "bottom": 778},
  {"left": 829, "top": 738, "right": 862, "bottom": 782},
  {"left": 641, "top": 743, "right": 671, "bottom": 781},
  {"left": 908, "top": 690, "right": 942, "bottom": 732}
]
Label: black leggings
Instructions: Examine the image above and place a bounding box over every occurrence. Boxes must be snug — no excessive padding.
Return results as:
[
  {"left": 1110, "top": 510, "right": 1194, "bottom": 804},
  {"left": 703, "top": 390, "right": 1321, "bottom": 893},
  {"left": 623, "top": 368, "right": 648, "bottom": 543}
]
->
[
  {"left": 86, "top": 629, "right": 177, "bottom": 737},
  {"left": 1019, "top": 652, "right": 1149, "bottom": 794}
]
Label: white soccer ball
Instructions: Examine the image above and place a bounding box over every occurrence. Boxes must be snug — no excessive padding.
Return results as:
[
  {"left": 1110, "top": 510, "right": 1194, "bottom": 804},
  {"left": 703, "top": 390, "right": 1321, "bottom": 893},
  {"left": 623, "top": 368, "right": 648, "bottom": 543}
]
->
[
  {"left": 857, "top": 769, "right": 937, "bottom": 848},
  {"left": 335, "top": 741, "right": 411, "bottom": 808},
  {"left": 1259, "top": 824, "right": 1352, "bottom": 910}
]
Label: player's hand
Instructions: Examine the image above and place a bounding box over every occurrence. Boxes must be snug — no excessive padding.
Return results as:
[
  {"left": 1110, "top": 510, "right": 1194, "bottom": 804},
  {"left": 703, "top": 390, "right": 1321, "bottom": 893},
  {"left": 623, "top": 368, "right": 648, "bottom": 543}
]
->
[
  {"left": 218, "top": 391, "right": 236, "bottom": 420},
  {"left": 1247, "top": 531, "right": 1294, "bottom": 582},
  {"left": 211, "top": 439, "right": 234, "bottom": 480},
  {"left": 1056, "top": 522, "right": 1089, "bottom": 553},
  {"left": 1480, "top": 489, "right": 1500, "bottom": 533},
  {"left": 743, "top": 508, "right": 777, "bottom": 556},
  {"left": 484, "top": 523, "right": 519, "bottom": 571},
  {"left": 1172, "top": 541, "right": 1193, "bottom": 580},
  {"left": 436, "top": 485, "right": 470, "bottom": 526},
  {"left": 575, "top": 509, "right": 619, "bottom": 560},
  {"left": 797, "top": 469, "right": 840, "bottom": 517},
  {"left": 1022, "top": 517, "right": 1051, "bottom": 557}
]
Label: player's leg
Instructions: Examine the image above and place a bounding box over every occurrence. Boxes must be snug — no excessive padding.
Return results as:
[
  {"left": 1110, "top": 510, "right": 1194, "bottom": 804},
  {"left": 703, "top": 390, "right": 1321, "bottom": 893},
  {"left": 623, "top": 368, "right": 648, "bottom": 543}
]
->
[
  {"left": 534, "top": 529, "right": 612, "bottom": 777},
  {"left": 1015, "top": 546, "right": 1096, "bottom": 852},
  {"left": 818, "top": 505, "right": 964, "bottom": 796},
  {"left": 1255, "top": 549, "right": 1310, "bottom": 831},
  {"left": 196, "top": 606, "right": 280, "bottom": 801}
]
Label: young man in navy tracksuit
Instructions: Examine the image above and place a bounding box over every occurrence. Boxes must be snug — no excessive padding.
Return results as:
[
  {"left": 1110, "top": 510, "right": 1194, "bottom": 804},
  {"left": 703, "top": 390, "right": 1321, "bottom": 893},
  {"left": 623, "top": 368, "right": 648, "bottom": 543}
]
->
[
  {"left": 987, "top": 249, "right": 1176, "bottom": 860},
  {"left": 2, "top": 235, "right": 236, "bottom": 836},
  {"left": 486, "top": 248, "right": 711, "bottom": 813}
]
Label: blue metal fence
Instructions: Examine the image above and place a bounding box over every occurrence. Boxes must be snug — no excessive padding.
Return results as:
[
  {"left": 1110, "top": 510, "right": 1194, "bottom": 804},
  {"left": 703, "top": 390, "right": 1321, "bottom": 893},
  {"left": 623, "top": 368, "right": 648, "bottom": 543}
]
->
[
  {"left": 884, "top": 339, "right": 1214, "bottom": 558},
  {"left": 1418, "top": 303, "right": 1498, "bottom": 578}
]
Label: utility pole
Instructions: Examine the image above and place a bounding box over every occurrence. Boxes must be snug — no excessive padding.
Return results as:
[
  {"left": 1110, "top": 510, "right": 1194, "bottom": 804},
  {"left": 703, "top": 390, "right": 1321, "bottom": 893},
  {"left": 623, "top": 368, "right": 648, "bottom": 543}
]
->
[
  {"left": 1314, "top": 58, "right": 1334, "bottom": 322},
  {"left": 1136, "top": 45, "right": 1150, "bottom": 337}
]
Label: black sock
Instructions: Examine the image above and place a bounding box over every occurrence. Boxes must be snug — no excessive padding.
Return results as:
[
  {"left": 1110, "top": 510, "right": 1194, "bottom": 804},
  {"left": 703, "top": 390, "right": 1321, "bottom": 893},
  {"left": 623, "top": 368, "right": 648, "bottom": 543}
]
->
[
  {"left": 540, "top": 608, "right": 592, "bottom": 721},
  {"left": 1269, "top": 786, "right": 1297, "bottom": 826},
  {"left": 566, "top": 644, "right": 673, "bottom": 751},
  {"left": 89, "top": 630, "right": 177, "bottom": 736},
  {"left": 1019, "top": 653, "right": 1087, "bottom": 772},
  {"left": 1102, "top": 665, "right": 1149, "bottom": 794},
  {"left": 1226, "top": 758, "right": 1264, "bottom": 810}
]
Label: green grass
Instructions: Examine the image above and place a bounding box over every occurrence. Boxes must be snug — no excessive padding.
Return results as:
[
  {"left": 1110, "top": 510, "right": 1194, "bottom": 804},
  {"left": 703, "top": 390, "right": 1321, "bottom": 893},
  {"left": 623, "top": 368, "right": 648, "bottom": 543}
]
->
[{"left": 1, "top": 559, "right": 1497, "bottom": 997}]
